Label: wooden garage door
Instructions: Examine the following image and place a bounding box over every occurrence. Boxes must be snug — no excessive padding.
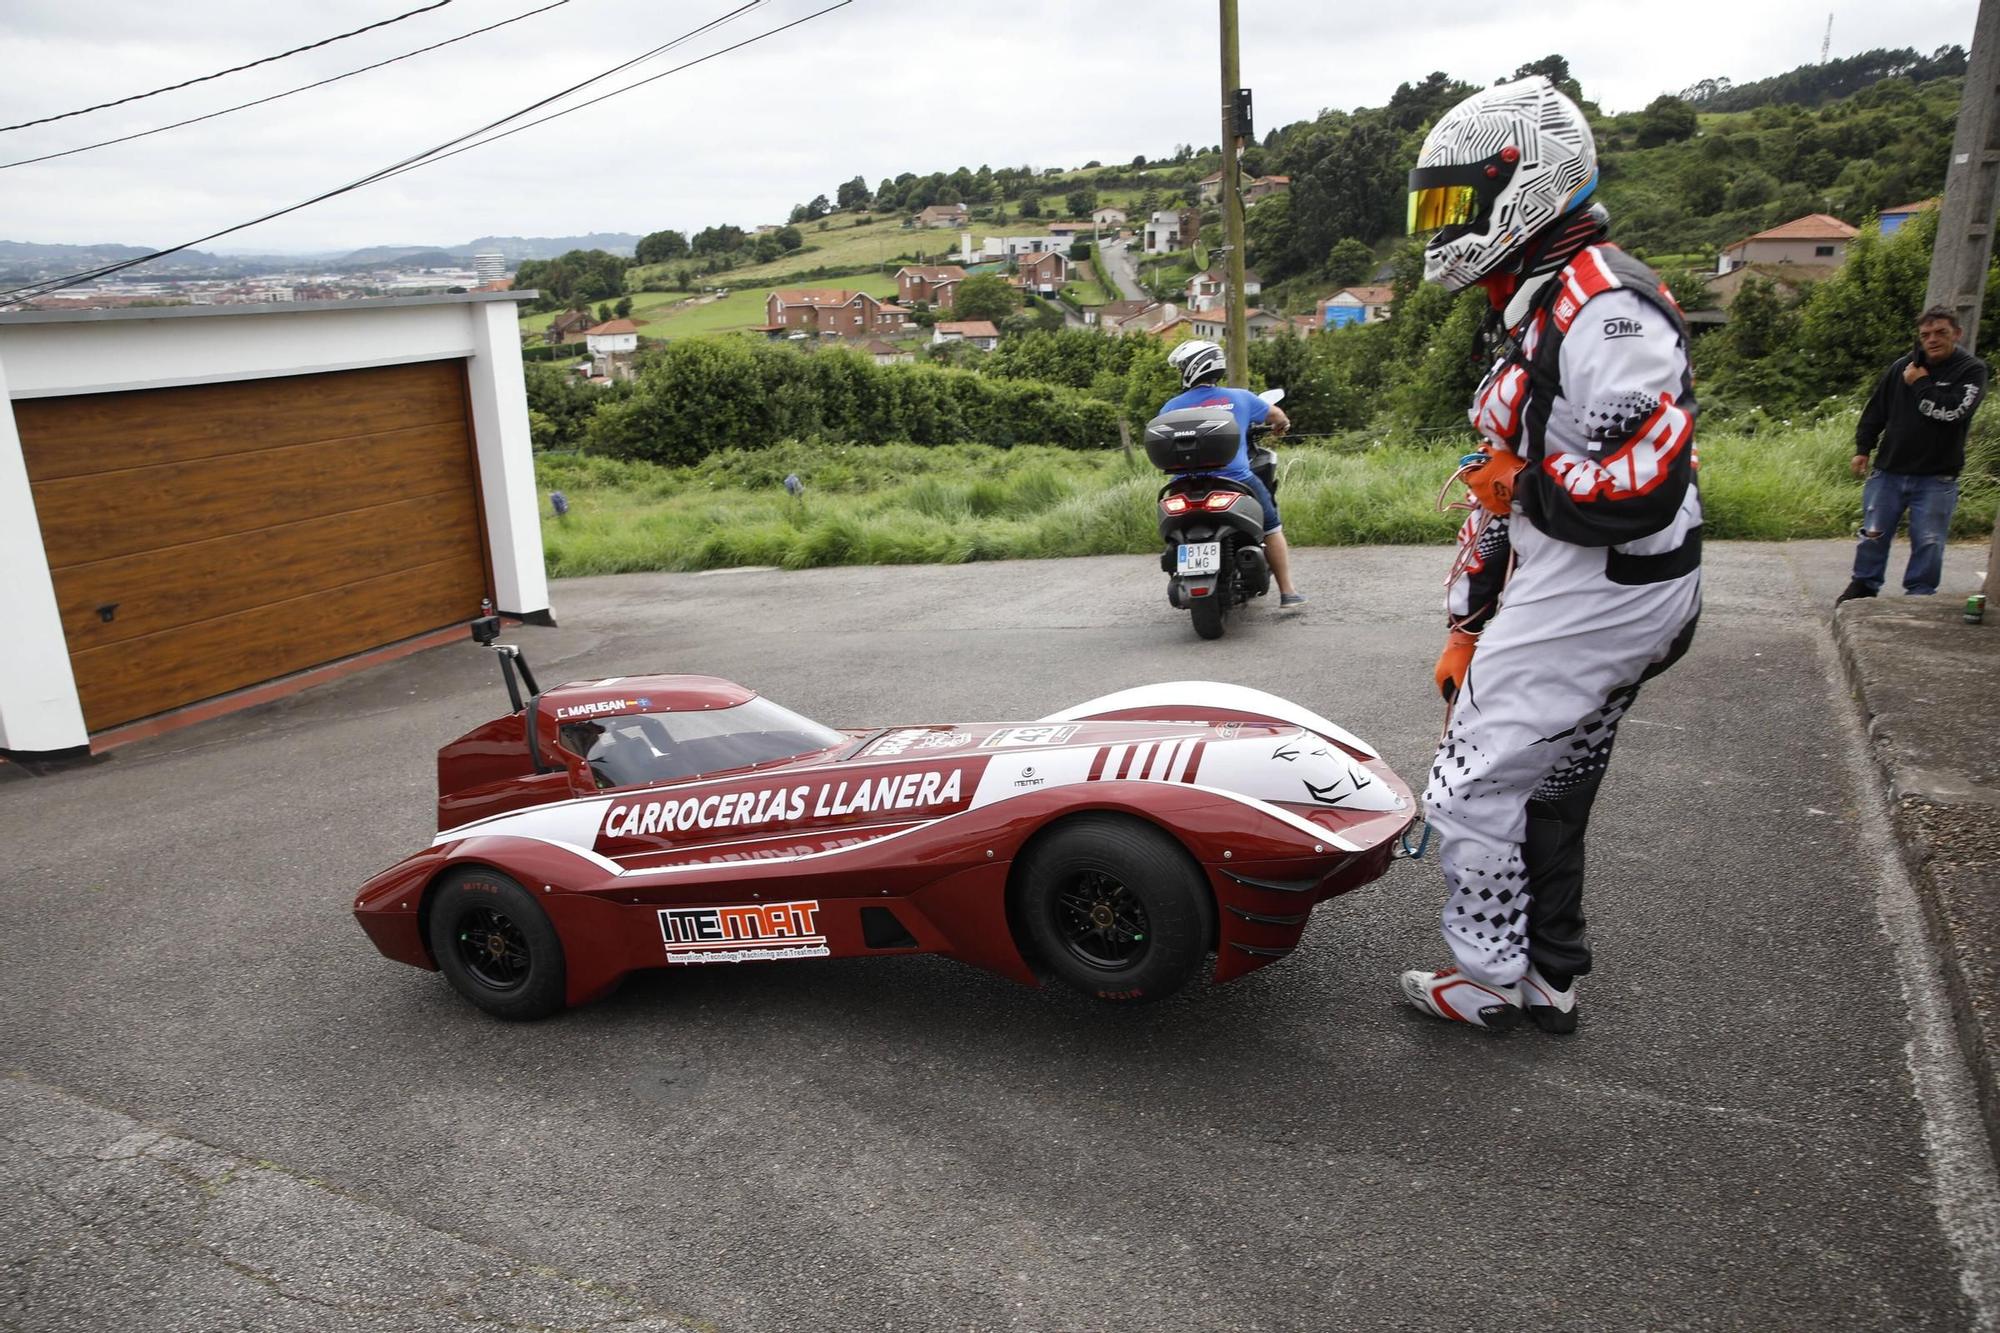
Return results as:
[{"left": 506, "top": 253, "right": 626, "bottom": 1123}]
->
[{"left": 16, "top": 361, "right": 490, "bottom": 732}]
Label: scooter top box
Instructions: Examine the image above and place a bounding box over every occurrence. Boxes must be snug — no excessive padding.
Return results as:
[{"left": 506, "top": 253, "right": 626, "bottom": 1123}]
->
[{"left": 1144, "top": 406, "right": 1241, "bottom": 472}]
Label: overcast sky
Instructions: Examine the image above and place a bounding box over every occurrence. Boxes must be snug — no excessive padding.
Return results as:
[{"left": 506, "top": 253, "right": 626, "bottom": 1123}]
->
[{"left": 0, "top": 0, "right": 1980, "bottom": 255}]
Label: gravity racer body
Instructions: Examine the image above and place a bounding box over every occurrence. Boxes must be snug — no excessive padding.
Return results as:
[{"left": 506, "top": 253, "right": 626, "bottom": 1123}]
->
[{"left": 352, "top": 620, "right": 1417, "bottom": 1018}]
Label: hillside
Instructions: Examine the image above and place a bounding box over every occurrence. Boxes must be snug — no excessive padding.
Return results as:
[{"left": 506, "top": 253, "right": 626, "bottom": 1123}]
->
[{"left": 657, "top": 47, "right": 1968, "bottom": 310}]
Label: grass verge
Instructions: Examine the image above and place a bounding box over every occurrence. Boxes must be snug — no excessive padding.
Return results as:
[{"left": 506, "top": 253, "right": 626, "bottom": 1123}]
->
[{"left": 533, "top": 414, "right": 1998, "bottom": 577}]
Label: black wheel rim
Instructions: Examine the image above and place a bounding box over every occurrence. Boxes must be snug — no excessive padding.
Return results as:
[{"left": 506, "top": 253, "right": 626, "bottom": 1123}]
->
[
  {"left": 1052, "top": 869, "right": 1151, "bottom": 971},
  {"left": 452, "top": 903, "right": 532, "bottom": 992}
]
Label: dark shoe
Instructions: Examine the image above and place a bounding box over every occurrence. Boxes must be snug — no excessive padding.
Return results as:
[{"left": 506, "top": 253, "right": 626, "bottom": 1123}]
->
[
  {"left": 1835, "top": 579, "right": 1876, "bottom": 605},
  {"left": 1520, "top": 966, "right": 1578, "bottom": 1035},
  {"left": 1278, "top": 592, "right": 1308, "bottom": 611}
]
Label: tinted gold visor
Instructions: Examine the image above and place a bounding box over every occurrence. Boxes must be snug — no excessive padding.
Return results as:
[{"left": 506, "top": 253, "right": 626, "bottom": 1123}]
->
[{"left": 1408, "top": 184, "right": 1482, "bottom": 235}]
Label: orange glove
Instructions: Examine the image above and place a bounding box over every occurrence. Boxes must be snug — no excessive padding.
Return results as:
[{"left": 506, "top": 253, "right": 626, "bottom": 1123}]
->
[
  {"left": 1434, "top": 630, "right": 1478, "bottom": 704},
  {"left": 1464, "top": 448, "right": 1527, "bottom": 516}
]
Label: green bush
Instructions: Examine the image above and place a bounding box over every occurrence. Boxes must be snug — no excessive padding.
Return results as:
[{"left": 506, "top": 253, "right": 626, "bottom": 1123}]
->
[{"left": 584, "top": 341, "right": 1121, "bottom": 463}]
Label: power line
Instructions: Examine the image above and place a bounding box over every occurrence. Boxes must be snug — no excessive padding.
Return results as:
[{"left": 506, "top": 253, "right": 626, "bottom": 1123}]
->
[
  {"left": 2, "top": 0, "right": 573, "bottom": 172},
  {"left": 374, "top": 0, "right": 853, "bottom": 184},
  {"left": 0, "top": 0, "right": 757, "bottom": 305},
  {"left": 1, "top": 1, "right": 855, "bottom": 307},
  {"left": 0, "top": 1, "right": 457, "bottom": 133}
]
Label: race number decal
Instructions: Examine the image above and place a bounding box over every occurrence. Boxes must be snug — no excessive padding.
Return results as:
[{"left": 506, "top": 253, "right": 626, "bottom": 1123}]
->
[{"left": 980, "top": 725, "right": 1078, "bottom": 749}]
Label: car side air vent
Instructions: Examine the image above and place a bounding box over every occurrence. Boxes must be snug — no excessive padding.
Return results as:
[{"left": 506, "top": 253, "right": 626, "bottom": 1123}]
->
[{"left": 860, "top": 907, "right": 918, "bottom": 949}]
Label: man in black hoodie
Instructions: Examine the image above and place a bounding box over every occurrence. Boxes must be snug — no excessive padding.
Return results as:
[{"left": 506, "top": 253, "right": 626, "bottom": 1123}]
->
[{"left": 1838, "top": 306, "right": 1989, "bottom": 602}]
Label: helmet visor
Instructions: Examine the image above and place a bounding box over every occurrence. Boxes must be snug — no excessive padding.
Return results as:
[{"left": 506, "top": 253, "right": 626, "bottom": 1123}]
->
[
  {"left": 1406, "top": 158, "right": 1516, "bottom": 238},
  {"left": 1408, "top": 184, "right": 1483, "bottom": 235}
]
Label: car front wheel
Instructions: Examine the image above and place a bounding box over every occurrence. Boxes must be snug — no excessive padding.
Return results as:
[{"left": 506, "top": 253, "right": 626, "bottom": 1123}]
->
[
  {"left": 1016, "top": 816, "right": 1215, "bottom": 1003},
  {"left": 425, "top": 867, "right": 567, "bottom": 1021}
]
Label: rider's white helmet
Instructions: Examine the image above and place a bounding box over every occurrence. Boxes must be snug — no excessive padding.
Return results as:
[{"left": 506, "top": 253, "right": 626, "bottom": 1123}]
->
[
  {"left": 1407, "top": 76, "right": 1597, "bottom": 291},
  {"left": 1168, "top": 339, "right": 1226, "bottom": 390}
]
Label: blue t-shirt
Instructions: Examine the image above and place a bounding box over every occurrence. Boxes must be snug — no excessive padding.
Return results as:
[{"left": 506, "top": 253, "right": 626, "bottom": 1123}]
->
[{"left": 1159, "top": 385, "right": 1270, "bottom": 482}]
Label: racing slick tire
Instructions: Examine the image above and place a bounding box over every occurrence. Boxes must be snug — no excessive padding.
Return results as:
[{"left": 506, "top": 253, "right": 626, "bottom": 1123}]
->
[
  {"left": 1189, "top": 590, "right": 1226, "bottom": 640},
  {"left": 426, "top": 867, "right": 568, "bottom": 1021},
  {"left": 1015, "top": 815, "right": 1216, "bottom": 1003}
]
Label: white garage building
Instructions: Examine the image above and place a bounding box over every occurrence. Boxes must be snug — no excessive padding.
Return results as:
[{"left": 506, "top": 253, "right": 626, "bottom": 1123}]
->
[{"left": 0, "top": 292, "right": 551, "bottom": 759}]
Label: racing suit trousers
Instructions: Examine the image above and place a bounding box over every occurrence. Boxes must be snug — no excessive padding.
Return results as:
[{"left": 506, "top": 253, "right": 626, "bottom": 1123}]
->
[{"left": 1422, "top": 521, "right": 1701, "bottom": 988}]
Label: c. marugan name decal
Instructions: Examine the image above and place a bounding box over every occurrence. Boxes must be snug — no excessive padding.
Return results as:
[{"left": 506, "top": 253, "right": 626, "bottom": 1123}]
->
[{"left": 659, "top": 899, "right": 828, "bottom": 964}]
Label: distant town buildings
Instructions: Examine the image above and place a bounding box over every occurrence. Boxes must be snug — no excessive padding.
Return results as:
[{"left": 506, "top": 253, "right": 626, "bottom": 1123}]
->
[{"left": 474, "top": 252, "right": 507, "bottom": 284}]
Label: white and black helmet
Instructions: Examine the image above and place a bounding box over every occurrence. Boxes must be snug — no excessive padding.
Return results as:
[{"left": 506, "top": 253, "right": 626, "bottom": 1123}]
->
[
  {"left": 1168, "top": 338, "right": 1226, "bottom": 390},
  {"left": 1406, "top": 75, "right": 1597, "bottom": 291}
]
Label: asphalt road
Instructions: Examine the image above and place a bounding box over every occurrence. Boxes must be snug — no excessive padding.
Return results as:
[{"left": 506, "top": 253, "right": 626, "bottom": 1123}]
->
[
  {"left": 3, "top": 539, "right": 1996, "bottom": 1333},
  {"left": 1098, "top": 236, "right": 1146, "bottom": 302}
]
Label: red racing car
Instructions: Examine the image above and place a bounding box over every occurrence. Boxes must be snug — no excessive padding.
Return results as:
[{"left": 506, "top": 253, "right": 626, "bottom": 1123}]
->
[{"left": 352, "top": 619, "right": 1418, "bottom": 1019}]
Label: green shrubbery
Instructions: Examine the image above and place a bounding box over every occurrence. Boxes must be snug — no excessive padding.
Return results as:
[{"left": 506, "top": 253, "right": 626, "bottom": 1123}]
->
[{"left": 582, "top": 339, "right": 1120, "bottom": 464}]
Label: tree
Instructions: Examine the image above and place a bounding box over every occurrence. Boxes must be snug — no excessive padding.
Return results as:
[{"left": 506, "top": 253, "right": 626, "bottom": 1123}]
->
[
  {"left": 1019, "top": 191, "right": 1042, "bottom": 219},
  {"left": 805, "top": 193, "right": 831, "bottom": 220},
  {"left": 1636, "top": 95, "right": 1698, "bottom": 148},
  {"left": 1327, "top": 236, "right": 1374, "bottom": 286},
  {"left": 635, "top": 229, "right": 689, "bottom": 265},
  {"left": 1504, "top": 54, "right": 1584, "bottom": 107},
  {"left": 1065, "top": 186, "right": 1099, "bottom": 217},
  {"left": 836, "top": 175, "right": 872, "bottom": 211},
  {"left": 753, "top": 234, "right": 782, "bottom": 263},
  {"left": 514, "top": 248, "right": 633, "bottom": 307},
  {"left": 597, "top": 303, "right": 612, "bottom": 322},
  {"left": 775, "top": 225, "right": 804, "bottom": 251},
  {"left": 692, "top": 224, "right": 745, "bottom": 255},
  {"left": 613, "top": 295, "right": 633, "bottom": 318},
  {"left": 951, "top": 273, "right": 1020, "bottom": 323},
  {"left": 1243, "top": 191, "right": 1296, "bottom": 276}
]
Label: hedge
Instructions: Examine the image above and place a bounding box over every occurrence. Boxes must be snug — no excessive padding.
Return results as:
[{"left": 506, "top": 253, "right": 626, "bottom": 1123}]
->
[{"left": 584, "top": 339, "right": 1121, "bottom": 464}]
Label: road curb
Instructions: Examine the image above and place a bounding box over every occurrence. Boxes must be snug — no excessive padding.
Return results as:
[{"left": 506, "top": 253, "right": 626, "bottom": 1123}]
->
[{"left": 1833, "top": 600, "right": 2000, "bottom": 1169}]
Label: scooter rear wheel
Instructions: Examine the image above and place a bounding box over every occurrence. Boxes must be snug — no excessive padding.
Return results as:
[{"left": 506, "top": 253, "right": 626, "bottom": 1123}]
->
[{"left": 1190, "top": 590, "right": 1226, "bottom": 640}]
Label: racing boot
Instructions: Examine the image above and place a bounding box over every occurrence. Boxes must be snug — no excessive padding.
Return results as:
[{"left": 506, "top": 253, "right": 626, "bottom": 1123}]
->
[
  {"left": 1519, "top": 964, "right": 1578, "bottom": 1035},
  {"left": 1398, "top": 965, "right": 1523, "bottom": 1030}
]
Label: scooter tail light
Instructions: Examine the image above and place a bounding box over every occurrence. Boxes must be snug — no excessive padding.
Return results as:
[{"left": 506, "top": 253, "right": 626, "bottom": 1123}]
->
[
  {"left": 1204, "top": 491, "right": 1241, "bottom": 511},
  {"left": 1162, "top": 494, "right": 1191, "bottom": 514}
]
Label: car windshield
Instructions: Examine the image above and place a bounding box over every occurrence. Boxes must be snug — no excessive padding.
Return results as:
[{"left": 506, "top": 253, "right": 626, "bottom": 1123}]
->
[{"left": 558, "top": 697, "right": 846, "bottom": 790}]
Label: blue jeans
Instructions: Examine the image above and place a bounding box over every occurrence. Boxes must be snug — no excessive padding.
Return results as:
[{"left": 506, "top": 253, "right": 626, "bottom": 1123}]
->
[{"left": 1851, "top": 471, "right": 1959, "bottom": 595}]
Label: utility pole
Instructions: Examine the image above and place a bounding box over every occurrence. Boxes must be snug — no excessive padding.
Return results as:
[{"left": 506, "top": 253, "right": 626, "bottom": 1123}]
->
[
  {"left": 1219, "top": 0, "right": 1249, "bottom": 387},
  {"left": 1927, "top": 0, "right": 2000, "bottom": 589}
]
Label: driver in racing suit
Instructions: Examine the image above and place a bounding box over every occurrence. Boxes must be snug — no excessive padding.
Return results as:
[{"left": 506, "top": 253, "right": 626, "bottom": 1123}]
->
[{"left": 1397, "top": 76, "right": 1703, "bottom": 1033}]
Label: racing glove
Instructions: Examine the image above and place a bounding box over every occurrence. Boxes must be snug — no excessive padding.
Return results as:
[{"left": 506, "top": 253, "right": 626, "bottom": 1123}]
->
[
  {"left": 1434, "top": 630, "right": 1478, "bottom": 704},
  {"left": 1463, "top": 448, "right": 1527, "bottom": 516}
]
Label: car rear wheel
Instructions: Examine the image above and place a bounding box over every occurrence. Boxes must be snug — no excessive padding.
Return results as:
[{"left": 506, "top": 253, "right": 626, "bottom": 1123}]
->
[
  {"left": 426, "top": 867, "right": 567, "bottom": 1021},
  {"left": 1016, "top": 816, "right": 1215, "bottom": 1003}
]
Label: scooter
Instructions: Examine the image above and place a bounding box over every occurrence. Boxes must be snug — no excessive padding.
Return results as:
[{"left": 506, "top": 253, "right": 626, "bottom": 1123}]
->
[{"left": 1144, "top": 388, "right": 1284, "bottom": 641}]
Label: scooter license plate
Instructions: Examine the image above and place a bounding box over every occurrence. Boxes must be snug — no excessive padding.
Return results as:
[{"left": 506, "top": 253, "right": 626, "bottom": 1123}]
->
[{"left": 1176, "top": 542, "right": 1221, "bottom": 575}]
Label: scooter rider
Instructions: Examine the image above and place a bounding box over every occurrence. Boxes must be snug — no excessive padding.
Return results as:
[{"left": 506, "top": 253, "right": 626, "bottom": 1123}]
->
[
  {"left": 1397, "top": 76, "right": 1703, "bottom": 1032},
  {"left": 1159, "top": 339, "right": 1306, "bottom": 609}
]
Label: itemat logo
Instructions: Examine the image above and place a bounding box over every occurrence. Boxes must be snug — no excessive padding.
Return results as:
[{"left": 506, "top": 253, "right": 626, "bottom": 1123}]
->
[{"left": 658, "top": 899, "right": 828, "bottom": 964}]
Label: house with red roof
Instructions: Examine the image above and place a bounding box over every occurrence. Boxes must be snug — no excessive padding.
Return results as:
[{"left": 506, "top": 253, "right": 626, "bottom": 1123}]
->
[
  {"left": 1718, "top": 214, "right": 1857, "bottom": 273},
  {"left": 932, "top": 320, "right": 1000, "bottom": 350},
  {"left": 762, "top": 288, "right": 910, "bottom": 336},
  {"left": 1016, "top": 251, "right": 1069, "bottom": 297},
  {"left": 895, "top": 265, "right": 965, "bottom": 305},
  {"left": 1317, "top": 285, "right": 1395, "bottom": 329}
]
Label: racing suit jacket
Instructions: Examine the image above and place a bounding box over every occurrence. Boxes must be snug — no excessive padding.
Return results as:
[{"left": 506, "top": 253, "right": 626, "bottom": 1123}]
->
[{"left": 1449, "top": 243, "right": 1702, "bottom": 631}]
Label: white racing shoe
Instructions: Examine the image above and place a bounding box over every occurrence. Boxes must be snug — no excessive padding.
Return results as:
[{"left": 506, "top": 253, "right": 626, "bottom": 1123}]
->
[
  {"left": 1399, "top": 965, "right": 1523, "bottom": 1030},
  {"left": 1519, "top": 965, "right": 1579, "bottom": 1035}
]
